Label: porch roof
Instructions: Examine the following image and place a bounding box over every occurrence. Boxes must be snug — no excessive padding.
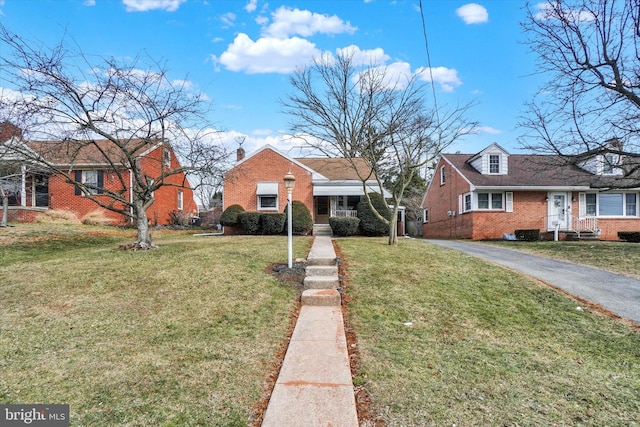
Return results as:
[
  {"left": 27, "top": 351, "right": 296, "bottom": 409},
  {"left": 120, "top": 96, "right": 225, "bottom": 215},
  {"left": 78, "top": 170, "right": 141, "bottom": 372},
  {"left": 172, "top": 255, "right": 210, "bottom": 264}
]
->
[{"left": 313, "top": 181, "right": 391, "bottom": 198}]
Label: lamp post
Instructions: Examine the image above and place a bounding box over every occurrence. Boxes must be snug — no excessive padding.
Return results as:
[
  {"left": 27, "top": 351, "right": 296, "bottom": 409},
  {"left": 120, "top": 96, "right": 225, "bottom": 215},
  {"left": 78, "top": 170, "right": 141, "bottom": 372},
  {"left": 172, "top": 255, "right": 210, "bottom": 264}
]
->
[{"left": 283, "top": 170, "right": 296, "bottom": 268}]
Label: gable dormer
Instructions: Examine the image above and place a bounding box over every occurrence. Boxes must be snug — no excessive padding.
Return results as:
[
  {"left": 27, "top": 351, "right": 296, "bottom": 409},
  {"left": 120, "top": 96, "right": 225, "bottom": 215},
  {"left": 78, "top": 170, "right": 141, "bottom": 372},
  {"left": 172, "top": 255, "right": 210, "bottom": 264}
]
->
[
  {"left": 576, "top": 138, "right": 625, "bottom": 176},
  {"left": 467, "top": 143, "right": 509, "bottom": 175}
]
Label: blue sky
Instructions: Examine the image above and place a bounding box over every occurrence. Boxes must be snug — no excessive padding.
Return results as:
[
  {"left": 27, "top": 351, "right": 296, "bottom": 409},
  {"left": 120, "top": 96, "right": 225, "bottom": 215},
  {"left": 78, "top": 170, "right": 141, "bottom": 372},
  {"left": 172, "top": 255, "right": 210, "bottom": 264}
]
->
[{"left": 0, "top": 0, "right": 547, "bottom": 156}]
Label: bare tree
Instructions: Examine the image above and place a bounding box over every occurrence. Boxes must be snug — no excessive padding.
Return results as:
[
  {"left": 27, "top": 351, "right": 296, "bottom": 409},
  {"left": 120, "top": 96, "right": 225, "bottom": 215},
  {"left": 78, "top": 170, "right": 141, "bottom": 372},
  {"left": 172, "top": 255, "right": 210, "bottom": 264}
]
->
[
  {"left": 520, "top": 0, "right": 640, "bottom": 187},
  {"left": 0, "top": 25, "right": 226, "bottom": 247},
  {"left": 283, "top": 52, "right": 477, "bottom": 245}
]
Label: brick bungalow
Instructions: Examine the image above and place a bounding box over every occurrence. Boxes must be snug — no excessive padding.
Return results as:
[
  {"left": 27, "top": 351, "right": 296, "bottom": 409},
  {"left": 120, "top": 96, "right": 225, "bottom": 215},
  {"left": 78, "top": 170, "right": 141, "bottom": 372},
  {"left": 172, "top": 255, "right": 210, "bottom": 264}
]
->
[
  {"left": 422, "top": 143, "right": 640, "bottom": 241},
  {"left": 223, "top": 144, "right": 394, "bottom": 232},
  {"left": 0, "top": 123, "right": 197, "bottom": 225}
]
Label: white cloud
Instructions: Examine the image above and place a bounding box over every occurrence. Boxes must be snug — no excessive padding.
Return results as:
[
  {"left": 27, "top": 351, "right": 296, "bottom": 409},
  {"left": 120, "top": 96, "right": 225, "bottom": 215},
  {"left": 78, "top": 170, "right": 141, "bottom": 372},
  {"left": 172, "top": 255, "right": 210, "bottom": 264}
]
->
[
  {"left": 476, "top": 126, "right": 502, "bottom": 135},
  {"left": 336, "top": 45, "right": 390, "bottom": 66},
  {"left": 263, "top": 7, "right": 358, "bottom": 39},
  {"left": 245, "top": 0, "right": 258, "bottom": 13},
  {"left": 219, "top": 12, "right": 236, "bottom": 28},
  {"left": 84, "top": 0, "right": 96, "bottom": 6},
  {"left": 415, "top": 66, "right": 463, "bottom": 92},
  {"left": 456, "top": 3, "right": 489, "bottom": 24},
  {"left": 215, "top": 33, "right": 321, "bottom": 74},
  {"left": 122, "top": 0, "right": 186, "bottom": 12}
]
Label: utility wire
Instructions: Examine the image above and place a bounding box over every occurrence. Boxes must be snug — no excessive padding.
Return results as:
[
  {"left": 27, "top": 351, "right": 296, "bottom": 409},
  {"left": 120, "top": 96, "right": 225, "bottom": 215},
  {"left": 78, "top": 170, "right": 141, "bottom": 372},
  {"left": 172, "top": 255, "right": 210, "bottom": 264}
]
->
[{"left": 419, "top": 0, "right": 440, "bottom": 125}]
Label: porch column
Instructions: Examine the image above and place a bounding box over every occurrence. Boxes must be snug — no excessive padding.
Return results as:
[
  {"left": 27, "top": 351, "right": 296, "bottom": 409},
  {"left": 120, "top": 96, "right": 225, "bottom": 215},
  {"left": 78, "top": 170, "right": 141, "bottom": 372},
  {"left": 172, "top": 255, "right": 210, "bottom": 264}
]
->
[{"left": 20, "top": 165, "right": 27, "bottom": 207}]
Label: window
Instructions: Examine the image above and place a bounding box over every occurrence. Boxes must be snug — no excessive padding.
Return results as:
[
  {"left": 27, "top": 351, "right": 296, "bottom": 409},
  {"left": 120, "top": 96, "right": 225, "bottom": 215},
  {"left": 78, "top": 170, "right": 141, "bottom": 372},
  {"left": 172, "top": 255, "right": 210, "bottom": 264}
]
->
[
  {"left": 74, "top": 170, "right": 104, "bottom": 195},
  {"left": 599, "top": 193, "right": 624, "bottom": 216},
  {"left": 464, "top": 194, "right": 472, "bottom": 212},
  {"left": 177, "top": 190, "right": 183, "bottom": 211},
  {"left": 626, "top": 194, "right": 637, "bottom": 216},
  {"left": 491, "top": 193, "right": 503, "bottom": 209},
  {"left": 477, "top": 193, "right": 503, "bottom": 210},
  {"left": 259, "top": 195, "right": 277, "bottom": 210},
  {"left": 586, "top": 192, "right": 638, "bottom": 216},
  {"left": 164, "top": 150, "right": 171, "bottom": 167},
  {"left": 585, "top": 194, "right": 597, "bottom": 216},
  {"left": 423, "top": 209, "right": 429, "bottom": 223},
  {"left": 440, "top": 165, "right": 446, "bottom": 185},
  {"left": 489, "top": 155, "right": 500, "bottom": 174},
  {"left": 603, "top": 154, "right": 616, "bottom": 174}
]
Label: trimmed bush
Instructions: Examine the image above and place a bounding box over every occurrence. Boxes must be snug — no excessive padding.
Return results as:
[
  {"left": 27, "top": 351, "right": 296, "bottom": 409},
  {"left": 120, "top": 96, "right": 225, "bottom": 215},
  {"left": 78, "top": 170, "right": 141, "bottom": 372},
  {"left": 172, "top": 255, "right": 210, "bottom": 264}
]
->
[
  {"left": 220, "top": 204, "right": 245, "bottom": 226},
  {"left": 515, "top": 229, "right": 540, "bottom": 241},
  {"left": 357, "top": 192, "right": 391, "bottom": 236},
  {"left": 283, "top": 201, "right": 313, "bottom": 235},
  {"left": 618, "top": 231, "right": 640, "bottom": 242},
  {"left": 261, "top": 213, "right": 286, "bottom": 235},
  {"left": 329, "top": 217, "right": 360, "bottom": 236},
  {"left": 238, "top": 212, "right": 262, "bottom": 234}
]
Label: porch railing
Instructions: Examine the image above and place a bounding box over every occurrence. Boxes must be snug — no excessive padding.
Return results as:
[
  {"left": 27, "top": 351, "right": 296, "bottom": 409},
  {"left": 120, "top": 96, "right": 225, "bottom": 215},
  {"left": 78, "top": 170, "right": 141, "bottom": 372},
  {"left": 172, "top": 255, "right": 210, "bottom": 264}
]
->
[
  {"left": 544, "top": 215, "right": 598, "bottom": 237},
  {"left": 331, "top": 209, "right": 358, "bottom": 218}
]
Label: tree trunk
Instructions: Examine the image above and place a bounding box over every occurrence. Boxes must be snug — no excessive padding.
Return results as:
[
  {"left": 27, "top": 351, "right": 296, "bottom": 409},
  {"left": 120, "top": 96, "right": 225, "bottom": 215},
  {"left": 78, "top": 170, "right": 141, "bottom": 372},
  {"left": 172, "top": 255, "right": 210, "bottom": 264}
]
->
[
  {"left": 1, "top": 194, "right": 8, "bottom": 227},
  {"left": 388, "top": 205, "right": 399, "bottom": 246},
  {"left": 133, "top": 199, "right": 156, "bottom": 249}
]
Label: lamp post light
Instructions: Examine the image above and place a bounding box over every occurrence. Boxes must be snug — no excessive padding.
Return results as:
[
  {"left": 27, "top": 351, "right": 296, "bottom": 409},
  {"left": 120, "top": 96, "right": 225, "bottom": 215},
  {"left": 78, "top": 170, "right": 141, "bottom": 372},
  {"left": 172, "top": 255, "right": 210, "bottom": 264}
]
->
[{"left": 283, "top": 170, "right": 296, "bottom": 268}]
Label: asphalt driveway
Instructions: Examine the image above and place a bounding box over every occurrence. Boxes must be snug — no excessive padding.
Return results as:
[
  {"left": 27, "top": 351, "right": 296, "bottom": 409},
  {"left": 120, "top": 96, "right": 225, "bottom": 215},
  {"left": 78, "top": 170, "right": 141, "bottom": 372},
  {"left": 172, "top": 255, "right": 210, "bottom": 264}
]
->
[{"left": 425, "top": 239, "right": 640, "bottom": 326}]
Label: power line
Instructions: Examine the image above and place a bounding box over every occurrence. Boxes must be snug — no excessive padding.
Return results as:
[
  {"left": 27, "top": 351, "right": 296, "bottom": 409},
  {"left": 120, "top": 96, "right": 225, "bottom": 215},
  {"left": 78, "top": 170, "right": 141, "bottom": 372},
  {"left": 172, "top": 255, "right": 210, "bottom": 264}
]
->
[{"left": 419, "top": 0, "right": 440, "bottom": 125}]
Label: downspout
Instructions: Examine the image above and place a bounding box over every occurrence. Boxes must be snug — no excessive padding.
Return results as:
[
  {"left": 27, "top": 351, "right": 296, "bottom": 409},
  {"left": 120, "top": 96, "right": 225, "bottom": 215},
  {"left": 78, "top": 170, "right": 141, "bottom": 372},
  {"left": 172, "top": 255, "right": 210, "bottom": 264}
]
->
[{"left": 129, "top": 169, "right": 134, "bottom": 225}]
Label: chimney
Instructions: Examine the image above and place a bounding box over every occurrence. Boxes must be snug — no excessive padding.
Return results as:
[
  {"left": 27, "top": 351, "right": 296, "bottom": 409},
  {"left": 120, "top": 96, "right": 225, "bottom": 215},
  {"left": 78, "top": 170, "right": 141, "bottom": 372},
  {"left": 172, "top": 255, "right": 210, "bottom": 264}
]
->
[
  {"left": 237, "top": 147, "right": 245, "bottom": 162},
  {"left": 0, "top": 122, "right": 23, "bottom": 141}
]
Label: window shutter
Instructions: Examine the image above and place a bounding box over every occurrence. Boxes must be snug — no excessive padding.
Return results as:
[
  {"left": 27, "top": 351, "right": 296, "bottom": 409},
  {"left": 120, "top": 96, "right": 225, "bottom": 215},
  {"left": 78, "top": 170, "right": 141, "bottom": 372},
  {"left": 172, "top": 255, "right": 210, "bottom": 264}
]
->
[
  {"left": 505, "top": 192, "right": 513, "bottom": 212},
  {"left": 578, "top": 192, "right": 586, "bottom": 217},
  {"left": 458, "top": 194, "right": 463, "bottom": 214},
  {"left": 74, "top": 170, "right": 82, "bottom": 195}
]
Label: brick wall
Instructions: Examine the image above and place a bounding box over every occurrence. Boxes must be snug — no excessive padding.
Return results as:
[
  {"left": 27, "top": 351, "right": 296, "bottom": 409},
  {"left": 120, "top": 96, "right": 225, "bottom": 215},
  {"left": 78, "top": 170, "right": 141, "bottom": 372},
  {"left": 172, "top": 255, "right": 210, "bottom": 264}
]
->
[{"left": 223, "top": 148, "right": 314, "bottom": 217}]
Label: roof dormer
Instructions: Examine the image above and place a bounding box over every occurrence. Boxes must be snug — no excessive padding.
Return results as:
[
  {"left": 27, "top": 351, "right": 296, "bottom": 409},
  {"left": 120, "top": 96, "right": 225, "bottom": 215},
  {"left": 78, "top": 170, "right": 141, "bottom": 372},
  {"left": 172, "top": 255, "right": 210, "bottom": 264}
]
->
[{"left": 467, "top": 143, "right": 509, "bottom": 175}]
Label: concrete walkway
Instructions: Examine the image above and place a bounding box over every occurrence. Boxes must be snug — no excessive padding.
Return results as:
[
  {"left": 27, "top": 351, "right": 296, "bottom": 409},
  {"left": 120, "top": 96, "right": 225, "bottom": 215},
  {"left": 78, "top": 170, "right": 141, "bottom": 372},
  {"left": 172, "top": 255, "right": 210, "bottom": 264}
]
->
[
  {"left": 426, "top": 239, "right": 640, "bottom": 325},
  {"left": 262, "top": 235, "right": 359, "bottom": 427}
]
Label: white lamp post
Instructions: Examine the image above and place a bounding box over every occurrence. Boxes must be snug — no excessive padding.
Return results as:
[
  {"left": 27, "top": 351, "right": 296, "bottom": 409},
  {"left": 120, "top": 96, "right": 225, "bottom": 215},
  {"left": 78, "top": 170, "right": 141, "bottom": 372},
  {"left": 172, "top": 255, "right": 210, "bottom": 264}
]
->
[{"left": 283, "top": 170, "right": 296, "bottom": 268}]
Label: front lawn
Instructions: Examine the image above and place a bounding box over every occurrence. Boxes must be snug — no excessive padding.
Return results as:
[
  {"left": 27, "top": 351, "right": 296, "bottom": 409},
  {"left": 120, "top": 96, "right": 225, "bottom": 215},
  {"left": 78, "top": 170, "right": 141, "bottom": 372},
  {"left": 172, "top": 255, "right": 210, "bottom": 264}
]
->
[
  {"left": 338, "top": 238, "right": 640, "bottom": 426},
  {"left": 0, "top": 224, "right": 310, "bottom": 426}
]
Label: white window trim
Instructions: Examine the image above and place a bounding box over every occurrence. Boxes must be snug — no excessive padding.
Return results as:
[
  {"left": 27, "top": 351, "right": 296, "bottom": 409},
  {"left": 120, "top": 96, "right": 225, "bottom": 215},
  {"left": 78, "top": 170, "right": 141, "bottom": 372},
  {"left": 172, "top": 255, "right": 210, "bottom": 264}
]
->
[
  {"left": 579, "top": 192, "right": 639, "bottom": 217},
  {"left": 177, "top": 190, "right": 184, "bottom": 211},
  {"left": 440, "top": 165, "right": 446, "bottom": 185},
  {"left": 475, "top": 192, "right": 506, "bottom": 211},
  {"left": 488, "top": 154, "right": 500, "bottom": 174},
  {"left": 423, "top": 208, "right": 428, "bottom": 223},
  {"left": 463, "top": 193, "right": 472, "bottom": 213}
]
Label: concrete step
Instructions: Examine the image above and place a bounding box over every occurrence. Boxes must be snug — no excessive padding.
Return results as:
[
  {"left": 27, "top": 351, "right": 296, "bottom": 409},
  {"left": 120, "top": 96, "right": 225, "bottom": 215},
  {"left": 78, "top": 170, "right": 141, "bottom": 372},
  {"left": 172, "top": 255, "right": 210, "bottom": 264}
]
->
[
  {"left": 306, "top": 265, "right": 339, "bottom": 277},
  {"left": 313, "top": 224, "right": 332, "bottom": 236},
  {"left": 301, "top": 289, "right": 341, "bottom": 306},
  {"left": 304, "top": 275, "right": 340, "bottom": 290}
]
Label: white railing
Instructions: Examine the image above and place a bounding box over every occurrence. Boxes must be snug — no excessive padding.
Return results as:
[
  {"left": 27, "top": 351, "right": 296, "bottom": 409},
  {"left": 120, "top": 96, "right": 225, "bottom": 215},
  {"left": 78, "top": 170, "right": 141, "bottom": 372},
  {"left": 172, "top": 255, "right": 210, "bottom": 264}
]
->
[
  {"left": 332, "top": 209, "right": 358, "bottom": 218},
  {"left": 573, "top": 216, "right": 598, "bottom": 234}
]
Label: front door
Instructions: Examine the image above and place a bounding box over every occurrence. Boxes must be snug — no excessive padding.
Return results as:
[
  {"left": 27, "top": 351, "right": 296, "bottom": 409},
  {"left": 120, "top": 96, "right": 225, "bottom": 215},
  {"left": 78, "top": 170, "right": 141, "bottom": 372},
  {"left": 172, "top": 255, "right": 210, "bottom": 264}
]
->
[
  {"left": 315, "top": 196, "right": 329, "bottom": 224},
  {"left": 547, "top": 192, "right": 569, "bottom": 229}
]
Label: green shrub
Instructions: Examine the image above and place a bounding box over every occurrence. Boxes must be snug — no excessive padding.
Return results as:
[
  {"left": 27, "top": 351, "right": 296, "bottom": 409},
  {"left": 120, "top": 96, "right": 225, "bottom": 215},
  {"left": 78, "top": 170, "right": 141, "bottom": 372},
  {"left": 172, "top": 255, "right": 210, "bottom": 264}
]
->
[
  {"left": 283, "top": 201, "right": 313, "bottom": 235},
  {"left": 261, "top": 213, "right": 286, "bottom": 235},
  {"left": 515, "top": 229, "right": 540, "bottom": 241},
  {"left": 238, "top": 212, "right": 262, "bottom": 234},
  {"left": 618, "top": 231, "right": 640, "bottom": 242},
  {"left": 329, "top": 217, "right": 360, "bottom": 236},
  {"left": 220, "top": 204, "right": 245, "bottom": 226},
  {"left": 357, "top": 192, "right": 391, "bottom": 236}
]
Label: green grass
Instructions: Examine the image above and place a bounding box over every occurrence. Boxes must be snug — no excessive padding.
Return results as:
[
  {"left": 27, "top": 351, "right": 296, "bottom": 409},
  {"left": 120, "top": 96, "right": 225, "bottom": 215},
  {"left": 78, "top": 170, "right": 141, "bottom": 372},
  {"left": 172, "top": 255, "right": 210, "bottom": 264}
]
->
[
  {"left": 337, "top": 238, "right": 640, "bottom": 426},
  {"left": 0, "top": 224, "right": 311, "bottom": 426},
  {"left": 479, "top": 240, "right": 640, "bottom": 280}
]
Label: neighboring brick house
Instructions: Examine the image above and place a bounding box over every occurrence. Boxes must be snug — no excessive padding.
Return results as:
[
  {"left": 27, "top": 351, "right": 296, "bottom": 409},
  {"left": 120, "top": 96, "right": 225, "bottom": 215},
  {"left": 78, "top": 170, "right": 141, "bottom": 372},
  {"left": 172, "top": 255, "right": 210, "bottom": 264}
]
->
[
  {"left": 223, "top": 145, "right": 389, "bottom": 232},
  {"left": 422, "top": 143, "right": 640, "bottom": 241},
  {"left": 0, "top": 126, "right": 197, "bottom": 225}
]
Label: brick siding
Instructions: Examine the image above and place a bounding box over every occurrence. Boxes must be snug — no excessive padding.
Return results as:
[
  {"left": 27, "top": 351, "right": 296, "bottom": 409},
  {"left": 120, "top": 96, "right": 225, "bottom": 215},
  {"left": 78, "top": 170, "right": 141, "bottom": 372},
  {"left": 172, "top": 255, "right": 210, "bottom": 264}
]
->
[{"left": 223, "top": 148, "right": 314, "bottom": 219}]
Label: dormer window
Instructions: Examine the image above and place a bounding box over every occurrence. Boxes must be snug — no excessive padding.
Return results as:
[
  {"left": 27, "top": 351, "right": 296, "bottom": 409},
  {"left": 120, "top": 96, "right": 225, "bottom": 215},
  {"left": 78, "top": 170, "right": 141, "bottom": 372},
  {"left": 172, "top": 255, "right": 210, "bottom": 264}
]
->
[{"left": 489, "top": 155, "right": 500, "bottom": 174}]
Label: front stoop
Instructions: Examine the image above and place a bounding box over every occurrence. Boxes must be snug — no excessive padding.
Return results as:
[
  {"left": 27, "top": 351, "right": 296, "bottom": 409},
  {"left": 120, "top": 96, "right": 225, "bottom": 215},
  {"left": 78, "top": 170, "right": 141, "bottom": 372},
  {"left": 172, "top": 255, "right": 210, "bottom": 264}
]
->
[{"left": 313, "top": 224, "right": 332, "bottom": 236}]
